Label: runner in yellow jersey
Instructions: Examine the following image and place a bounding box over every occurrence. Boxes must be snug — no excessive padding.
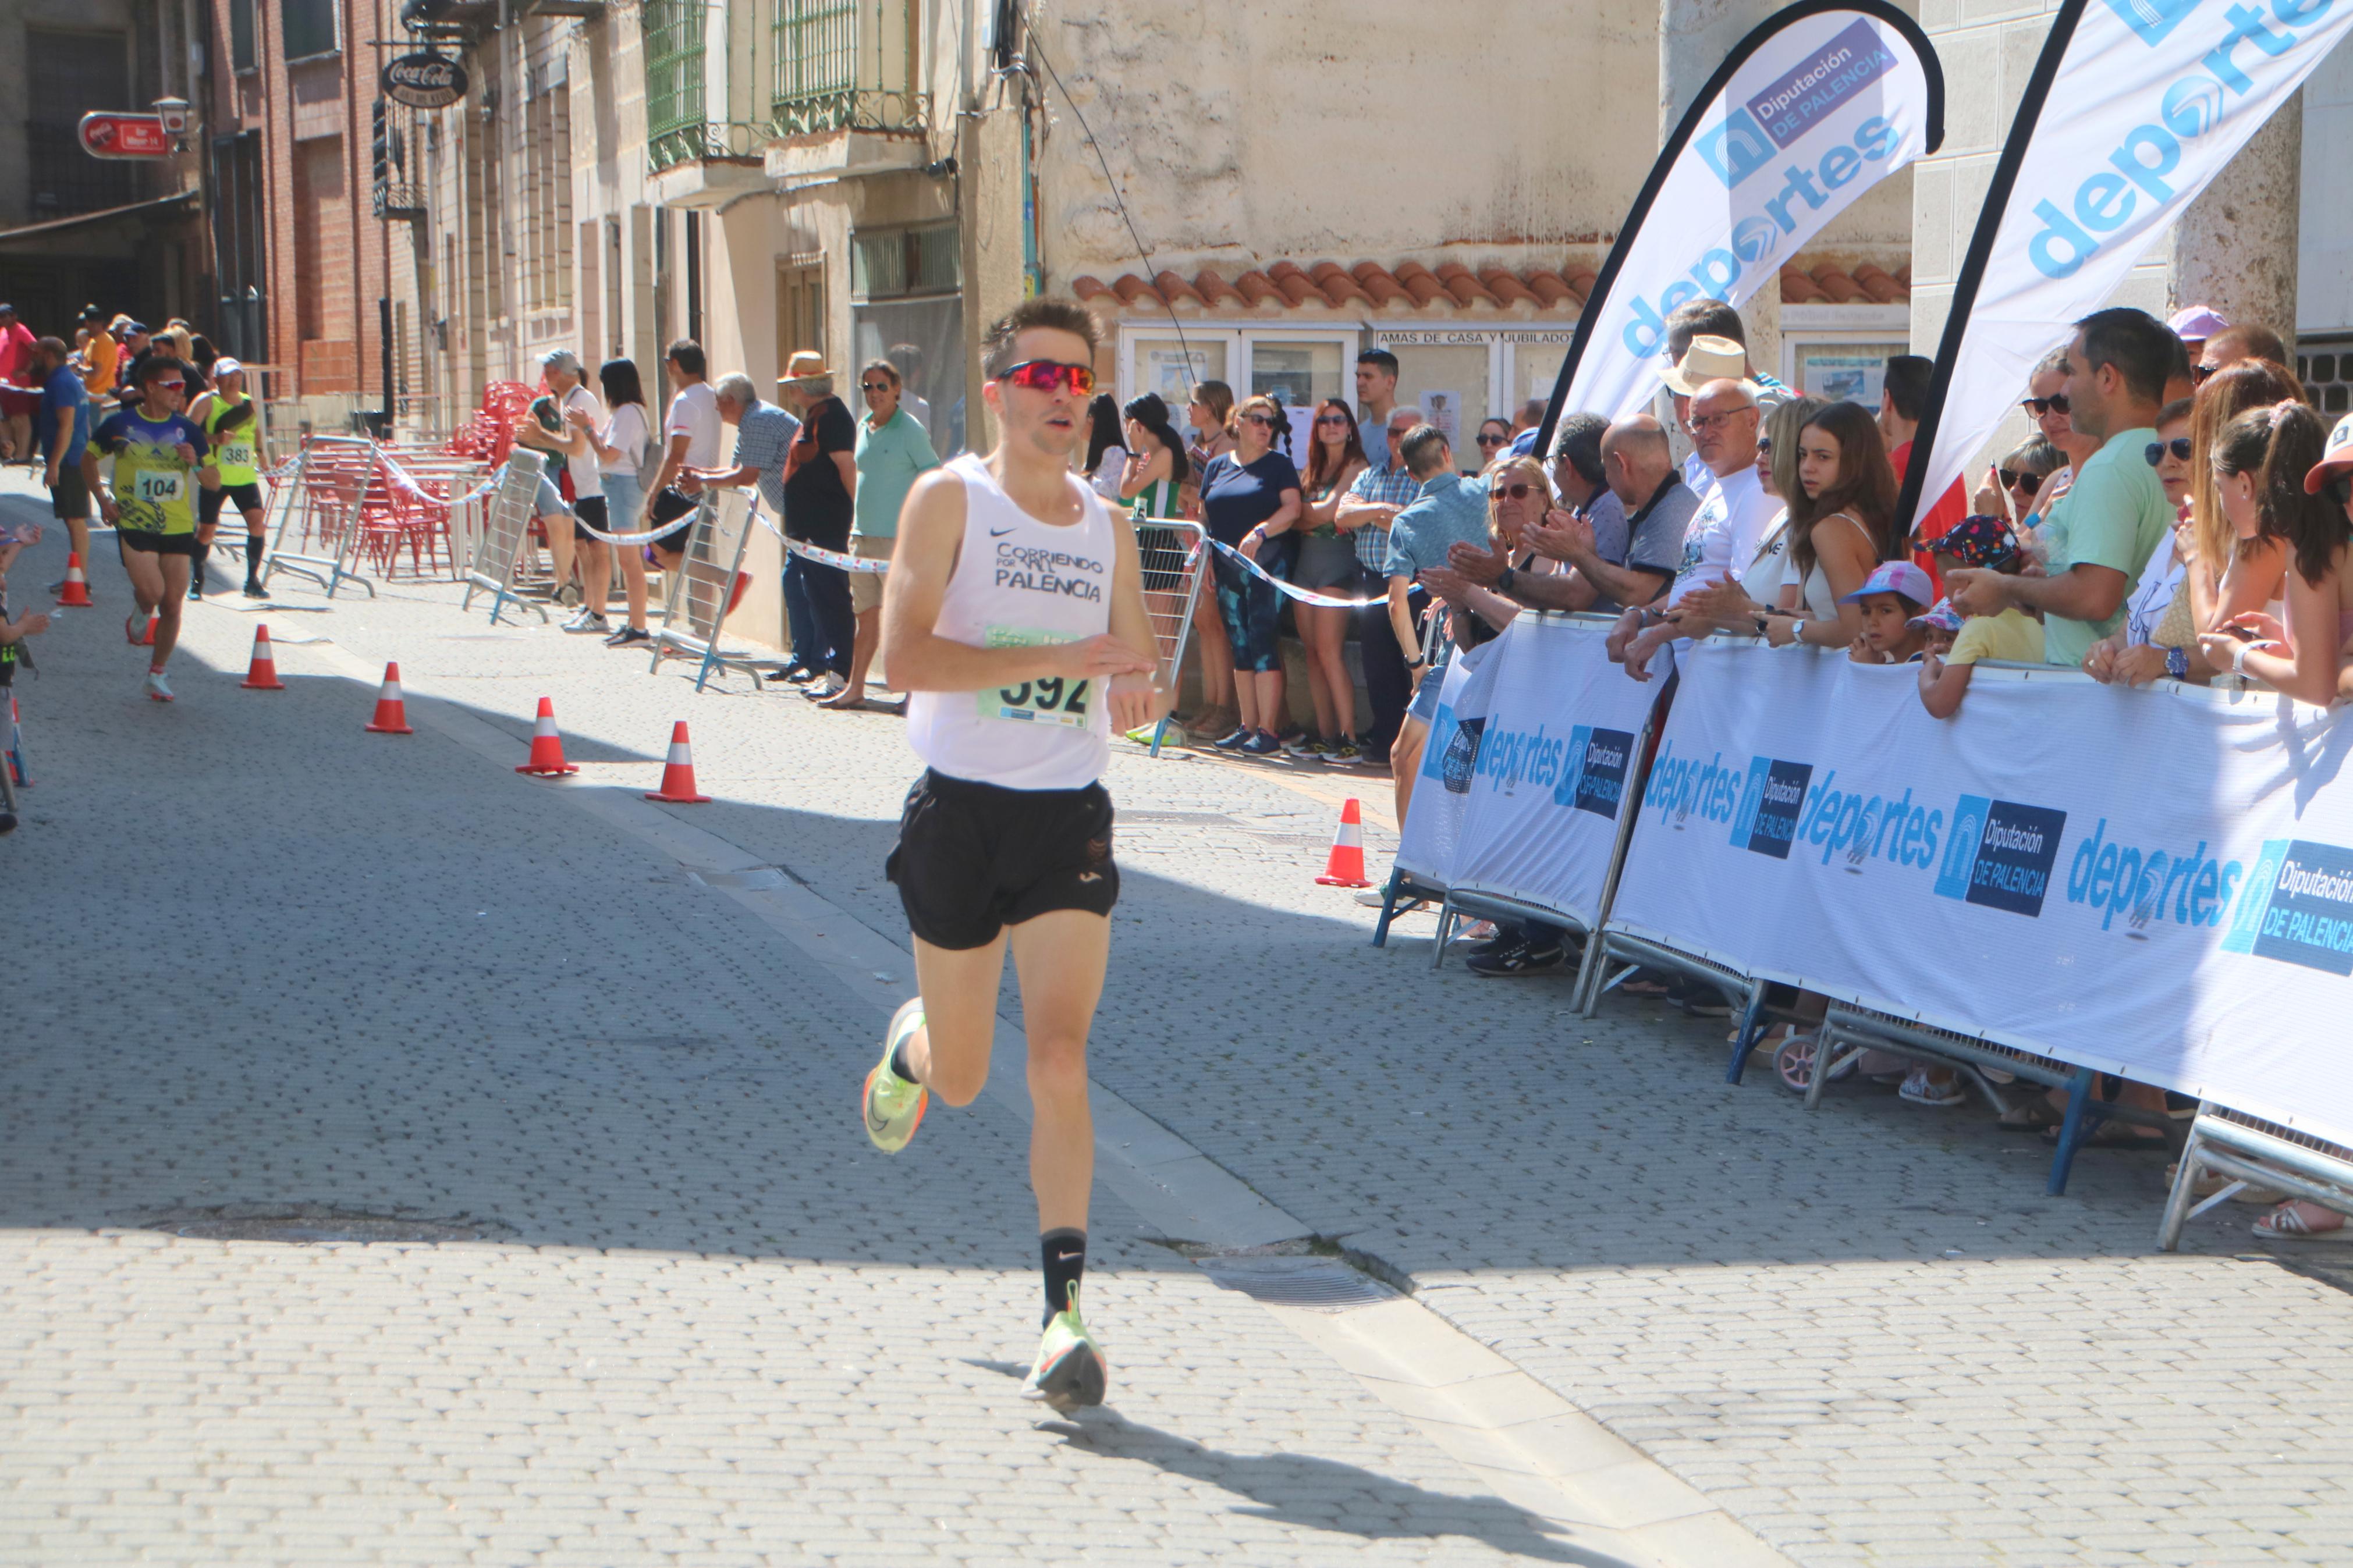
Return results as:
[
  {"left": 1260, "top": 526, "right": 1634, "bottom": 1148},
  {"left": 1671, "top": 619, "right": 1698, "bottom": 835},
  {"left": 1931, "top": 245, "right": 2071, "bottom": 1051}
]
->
[
  {"left": 86, "top": 355, "right": 207, "bottom": 702},
  {"left": 191, "top": 358, "right": 269, "bottom": 599}
]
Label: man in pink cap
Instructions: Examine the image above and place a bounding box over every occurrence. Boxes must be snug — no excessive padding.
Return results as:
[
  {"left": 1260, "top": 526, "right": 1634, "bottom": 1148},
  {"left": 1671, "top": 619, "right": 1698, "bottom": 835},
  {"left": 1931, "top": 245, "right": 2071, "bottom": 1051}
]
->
[{"left": 2166, "top": 304, "right": 2230, "bottom": 358}]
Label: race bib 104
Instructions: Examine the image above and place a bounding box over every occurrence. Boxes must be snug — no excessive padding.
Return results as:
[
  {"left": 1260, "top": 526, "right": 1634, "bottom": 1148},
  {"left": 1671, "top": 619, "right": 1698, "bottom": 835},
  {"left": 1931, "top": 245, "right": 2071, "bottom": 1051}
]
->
[
  {"left": 977, "top": 625, "right": 1092, "bottom": 728},
  {"left": 134, "top": 468, "right": 185, "bottom": 504}
]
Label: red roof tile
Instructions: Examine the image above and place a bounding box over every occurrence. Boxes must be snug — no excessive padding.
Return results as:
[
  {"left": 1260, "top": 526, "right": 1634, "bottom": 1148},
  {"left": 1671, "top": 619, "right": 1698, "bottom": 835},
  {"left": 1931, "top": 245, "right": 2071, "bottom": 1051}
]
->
[{"left": 1073, "top": 255, "right": 1908, "bottom": 318}]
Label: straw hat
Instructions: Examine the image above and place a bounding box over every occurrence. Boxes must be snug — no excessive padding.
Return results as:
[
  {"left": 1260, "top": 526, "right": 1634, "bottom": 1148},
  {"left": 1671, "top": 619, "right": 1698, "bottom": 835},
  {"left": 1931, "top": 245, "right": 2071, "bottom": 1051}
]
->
[
  {"left": 779, "top": 350, "right": 832, "bottom": 385},
  {"left": 1659, "top": 334, "right": 1752, "bottom": 396}
]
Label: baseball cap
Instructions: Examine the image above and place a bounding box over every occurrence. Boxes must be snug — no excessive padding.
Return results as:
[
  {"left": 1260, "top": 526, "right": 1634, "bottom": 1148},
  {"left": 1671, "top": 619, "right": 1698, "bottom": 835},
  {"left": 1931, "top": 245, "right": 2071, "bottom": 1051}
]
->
[
  {"left": 1928, "top": 513, "right": 2020, "bottom": 569},
  {"left": 1660, "top": 335, "right": 1751, "bottom": 397},
  {"left": 212, "top": 356, "right": 243, "bottom": 378},
  {"left": 1908, "top": 598, "right": 1963, "bottom": 634},
  {"left": 0, "top": 304, "right": 15, "bottom": 316},
  {"left": 2302, "top": 411, "right": 2353, "bottom": 495},
  {"left": 122, "top": 320, "right": 148, "bottom": 336},
  {"left": 2168, "top": 305, "right": 2231, "bottom": 341},
  {"left": 1839, "top": 560, "right": 1936, "bottom": 607}
]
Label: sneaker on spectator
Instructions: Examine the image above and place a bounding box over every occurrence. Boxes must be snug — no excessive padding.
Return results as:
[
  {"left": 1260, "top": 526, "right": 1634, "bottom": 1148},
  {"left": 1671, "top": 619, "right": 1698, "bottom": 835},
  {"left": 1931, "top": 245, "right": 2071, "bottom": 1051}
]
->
[
  {"left": 1212, "top": 726, "right": 1253, "bottom": 751},
  {"left": 1240, "top": 731, "right": 1282, "bottom": 756},
  {"left": 1283, "top": 733, "right": 1323, "bottom": 758},
  {"left": 603, "top": 625, "right": 651, "bottom": 648},
  {"left": 1898, "top": 1069, "right": 1967, "bottom": 1108},
  {"left": 1327, "top": 742, "right": 1364, "bottom": 766},
  {"left": 1467, "top": 937, "right": 1567, "bottom": 978},
  {"left": 562, "top": 609, "right": 611, "bottom": 635}
]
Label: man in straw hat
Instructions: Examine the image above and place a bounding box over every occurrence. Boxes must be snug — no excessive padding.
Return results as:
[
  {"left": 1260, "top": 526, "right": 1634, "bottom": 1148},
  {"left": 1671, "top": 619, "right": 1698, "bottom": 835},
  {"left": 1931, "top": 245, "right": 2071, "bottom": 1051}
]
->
[{"left": 774, "top": 349, "right": 859, "bottom": 698}]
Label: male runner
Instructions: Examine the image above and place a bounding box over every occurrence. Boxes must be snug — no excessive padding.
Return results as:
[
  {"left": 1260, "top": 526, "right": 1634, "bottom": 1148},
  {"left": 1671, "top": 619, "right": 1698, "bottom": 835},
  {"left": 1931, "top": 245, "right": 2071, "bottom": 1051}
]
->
[
  {"left": 86, "top": 355, "right": 207, "bottom": 701},
  {"left": 861, "top": 297, "right": 1167, "bottom": 1411},
  {"left": 191, "top": 357, "right": 269, "bottom": 599}
]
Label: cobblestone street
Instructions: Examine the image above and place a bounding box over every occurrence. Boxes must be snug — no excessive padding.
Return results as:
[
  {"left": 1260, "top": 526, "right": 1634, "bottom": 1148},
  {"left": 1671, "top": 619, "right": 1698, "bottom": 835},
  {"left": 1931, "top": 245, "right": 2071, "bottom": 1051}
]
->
[{"left": 4, "top": 486, "right": 2351, "bottom": 1566}]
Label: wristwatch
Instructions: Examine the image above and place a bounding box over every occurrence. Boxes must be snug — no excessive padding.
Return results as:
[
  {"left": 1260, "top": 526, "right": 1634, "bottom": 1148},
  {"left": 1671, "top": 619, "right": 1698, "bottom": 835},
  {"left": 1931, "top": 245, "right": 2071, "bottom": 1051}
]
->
[
  {"left": 2165, "top": 646, "right": 2189, "bottom": 680},
  {"left": 1497, "top": 565, "right": 1517, "bottom": 595}
]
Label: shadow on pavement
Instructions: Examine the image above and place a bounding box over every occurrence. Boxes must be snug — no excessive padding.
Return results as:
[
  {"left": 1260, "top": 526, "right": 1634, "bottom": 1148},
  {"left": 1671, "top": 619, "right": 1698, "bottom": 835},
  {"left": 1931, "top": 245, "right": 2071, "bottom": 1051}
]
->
[{"left": 1038, "top": 1414, "right": 1618, "bottom": 1564}]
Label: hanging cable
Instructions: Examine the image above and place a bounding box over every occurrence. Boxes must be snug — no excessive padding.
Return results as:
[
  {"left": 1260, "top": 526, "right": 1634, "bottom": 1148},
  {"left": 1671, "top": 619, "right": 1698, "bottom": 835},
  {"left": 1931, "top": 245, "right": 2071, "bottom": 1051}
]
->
[{"left": 1022, "top": 29, "right": 1200, "bottom": 406}]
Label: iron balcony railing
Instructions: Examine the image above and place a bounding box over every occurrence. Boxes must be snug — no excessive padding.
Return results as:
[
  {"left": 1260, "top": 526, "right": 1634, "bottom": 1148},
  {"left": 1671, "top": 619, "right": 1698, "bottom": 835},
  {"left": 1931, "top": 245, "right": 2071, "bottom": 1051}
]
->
[{"left": 771, "top": 0, "right": 924, "bottom": 138}]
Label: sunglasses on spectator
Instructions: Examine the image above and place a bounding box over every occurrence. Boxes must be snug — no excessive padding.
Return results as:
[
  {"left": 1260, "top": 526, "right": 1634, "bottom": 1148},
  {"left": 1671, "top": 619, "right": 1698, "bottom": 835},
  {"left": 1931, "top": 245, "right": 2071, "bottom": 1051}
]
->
[
  {"left": 2191, "top": 363, "right": 2218, "bottom": 385},
  {"left": 1315, "top": 413, "right": 1350, "bottom": 428},
  {"left": 1998, "top": 468, "right": 2043, "bottom": 495},
  {"left": 1757, "top": 436, "right": 1772, "bottom": 454},
  {"left": 995, "top": 359, "right": 1095, "bottom": 396},
  {"left": 860, "top": 381, "right": 892, "bottom": 393},
  {"left": 1687, "top": 406, "right": 1755, "bottom": 432},
  {"left": 2145, "top": 438, "right": 2194, "bottom": 465},
  {"left": 1240, "top": 411, "right": 1275, "bottom": 426},
  {"left": 2327, "top": 474, "right": 2353, "bottom": 510},
  {"left": 1475, "top": 432, "right": 1507, "bottom": 447},
  {"left": 154, "top": 379, "right": 185, "bottom": 390},
  {"left": 2021, "top": 394, "right": 2070, "bottom": 417},
  {"left": 1489, "top": 481, "right": 1535, "bottom": 500}
]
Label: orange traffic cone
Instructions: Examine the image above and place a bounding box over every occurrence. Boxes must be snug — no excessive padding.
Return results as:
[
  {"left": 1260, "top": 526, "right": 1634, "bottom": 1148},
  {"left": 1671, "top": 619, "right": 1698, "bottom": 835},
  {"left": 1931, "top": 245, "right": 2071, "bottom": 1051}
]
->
[
  {"left": 1315, "top": 797, "right": 1372, "bottom": 887},
  {"left": 54, "top": 552, "right": 93, "bottom": 607},
  {"left": 240, "top": 624, "right": 286, "bottom": 689},
  {"left": 644, "top": 720, "right": 711, "bottom": 802},
  {"left": 516, "top": 697, "right": 579, "bottom": 776},
  {"left": 363, "top": 662, "right": 414, "bottom": 734},
  {"left": 139, "top": 613, "right": 155, "bottom": 646}
]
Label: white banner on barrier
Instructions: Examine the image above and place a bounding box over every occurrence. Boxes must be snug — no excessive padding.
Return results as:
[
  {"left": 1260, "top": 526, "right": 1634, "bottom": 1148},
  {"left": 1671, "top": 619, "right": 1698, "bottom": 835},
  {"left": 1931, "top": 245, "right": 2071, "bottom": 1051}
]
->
[
  {"left": 1449, "top": 617, "right": 1665, "bottom": 930},
  {"left": 1391, "top": 640, "right": 1502, "bottom": 891},
  {"left": 1607, "top": 641, "right": 2353, "bottom": 1150}
]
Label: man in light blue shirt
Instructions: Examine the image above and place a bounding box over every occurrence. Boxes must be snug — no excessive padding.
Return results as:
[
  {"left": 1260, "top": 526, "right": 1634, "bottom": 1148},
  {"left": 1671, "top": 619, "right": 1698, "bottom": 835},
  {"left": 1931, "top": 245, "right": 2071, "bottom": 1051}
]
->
[{"left": 1383, "top": 424, "right": 1493, "bottom": 677}]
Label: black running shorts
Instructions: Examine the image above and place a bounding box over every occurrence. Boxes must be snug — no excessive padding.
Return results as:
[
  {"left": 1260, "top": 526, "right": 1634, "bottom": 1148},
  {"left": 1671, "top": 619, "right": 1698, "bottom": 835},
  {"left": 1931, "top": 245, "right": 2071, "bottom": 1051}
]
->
[
  {"left": 887, "top": 769, "right": 1119, "bottom": 950},
  {"left": 119, "top": 529, "right": 203, "bottom": 558},
  {"left": 199, "top": 482, "right": 265, "bottom": 524}
]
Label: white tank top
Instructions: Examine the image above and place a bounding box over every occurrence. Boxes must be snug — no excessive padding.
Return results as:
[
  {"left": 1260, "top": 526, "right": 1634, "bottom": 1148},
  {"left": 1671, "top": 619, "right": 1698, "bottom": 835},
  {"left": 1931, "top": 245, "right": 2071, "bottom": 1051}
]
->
[{"left": 905, "top": 451, "right": 1116, "bottom": 790}]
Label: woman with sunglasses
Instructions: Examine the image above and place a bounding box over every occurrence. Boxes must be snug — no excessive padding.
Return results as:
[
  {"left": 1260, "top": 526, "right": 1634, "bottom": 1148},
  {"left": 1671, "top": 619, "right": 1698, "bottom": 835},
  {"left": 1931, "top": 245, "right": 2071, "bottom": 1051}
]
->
[
  {"left": 1290, "top": 399, "right": 1370, "bottom": 761},
  {"left": 87, "top": 354, "right": 208, "bottom": 702},
  {"left": 1199, "top": 394, "right": 1303, "bottom": 755},
  {"left": 1177, "top": 382, "right": 1239, "bottom": 741},
  {"left": 1472, "top": 417, "right": 1513, "bottom": 470}
]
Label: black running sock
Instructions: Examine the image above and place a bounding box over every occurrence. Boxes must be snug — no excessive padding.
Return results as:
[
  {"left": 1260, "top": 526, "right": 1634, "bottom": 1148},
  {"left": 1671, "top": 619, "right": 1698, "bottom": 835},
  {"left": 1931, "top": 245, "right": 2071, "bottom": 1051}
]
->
[
  {"left": 1041, "top": 1229, "right": 1087, "bottom": 1324},
  {"left": 245, "top": 535, "right": 265, "bottom": 583},
  {"left": 190, "top": 557, "right": 205, "bottom": 593},
  {"left": 888, "top": 1039, "right": 920, "bottom": 1085}
]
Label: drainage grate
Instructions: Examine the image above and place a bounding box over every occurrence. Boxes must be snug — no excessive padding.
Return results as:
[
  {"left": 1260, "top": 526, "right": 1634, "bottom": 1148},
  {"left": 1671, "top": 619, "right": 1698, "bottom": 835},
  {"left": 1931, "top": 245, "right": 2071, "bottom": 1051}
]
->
[
  {"left": 140, "top": 1207, "right": 503, "bottom": 1244},
  {"left": 1196, "top": 1254, "right": 1397, "bottom": 1313}
]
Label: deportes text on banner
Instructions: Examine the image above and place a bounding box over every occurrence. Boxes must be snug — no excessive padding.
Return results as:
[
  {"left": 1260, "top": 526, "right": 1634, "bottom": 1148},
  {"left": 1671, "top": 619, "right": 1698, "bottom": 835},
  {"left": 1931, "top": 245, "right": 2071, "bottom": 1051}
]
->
[
  {"left": 1391, "top": 642, "right": 1501, "bottom": 891},
  {"left": 1447, "top": 616, "right": 1668, "bottom": 931},
  {"left": 1605, "top": 639, "right": 2353, "bottom": 1153},
  {"left": 1900, "top": 0, "right": 2353, "bottom": 532},
  {"left": 1543, "top": 2, "right": 1944, "bottom": 429}
]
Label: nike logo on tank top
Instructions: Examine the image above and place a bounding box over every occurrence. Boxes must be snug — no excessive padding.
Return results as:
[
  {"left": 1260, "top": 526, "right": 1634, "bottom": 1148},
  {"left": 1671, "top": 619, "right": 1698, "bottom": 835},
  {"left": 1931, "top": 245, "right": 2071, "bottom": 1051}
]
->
[{"left": 905, "top": 452, "right": 1117, "bottom": 790}]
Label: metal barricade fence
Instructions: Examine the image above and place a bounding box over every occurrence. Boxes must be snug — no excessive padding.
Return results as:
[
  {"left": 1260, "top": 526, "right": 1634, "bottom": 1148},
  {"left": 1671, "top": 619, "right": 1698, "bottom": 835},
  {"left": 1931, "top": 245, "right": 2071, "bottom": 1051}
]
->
[
  {"left": 1131, "top": 515, "right": 1210, "bottom": 758},
  {"left": 2160, "top": 1105, "right": 2353, "bottom": 1249},
  {"left": 258, "top": 437, "right": 378, "bottom": 600},
  {"left": 651, "top": 490, "right": 768, "bottom": 692},
  {"left": 459, "top": 450, "right": 552, "bottom": 625}
]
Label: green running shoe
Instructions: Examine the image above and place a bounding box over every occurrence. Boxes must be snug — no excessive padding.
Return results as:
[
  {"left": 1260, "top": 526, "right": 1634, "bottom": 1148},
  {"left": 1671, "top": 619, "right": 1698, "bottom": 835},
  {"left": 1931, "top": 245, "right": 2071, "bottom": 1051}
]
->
[
  {"left": 1020, "top": 1283, "right": 1108, "bottom": 1411},
  {"left": 861, "top": 998, "right": 929, "bottom": 1154}
]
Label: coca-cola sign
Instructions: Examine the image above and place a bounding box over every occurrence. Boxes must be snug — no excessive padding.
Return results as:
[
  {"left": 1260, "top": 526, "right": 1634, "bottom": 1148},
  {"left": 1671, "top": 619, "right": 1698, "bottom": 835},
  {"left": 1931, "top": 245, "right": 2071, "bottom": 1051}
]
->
[
  {"left": 381, "top": 52, "right": 468, "bottom": 110},
  {"left": 78, "top": 112, "right": 172, "bottom": 159}
]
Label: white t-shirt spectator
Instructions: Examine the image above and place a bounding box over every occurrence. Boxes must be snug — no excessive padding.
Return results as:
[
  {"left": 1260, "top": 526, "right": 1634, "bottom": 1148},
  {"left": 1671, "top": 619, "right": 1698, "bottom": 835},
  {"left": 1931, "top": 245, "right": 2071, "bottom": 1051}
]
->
[
  {"left": 1665, "top": 463, "right": 1774, "bottom": 607},
  {"left": 598, "top": 402, "right": 652, "bottom": 474},
  {"left": 1088, "top": 445, "right": 1129, "bottom": 501},
  {"left": 664, "top": 381, "right": 723, "bottom": 470},
  {"left": 558, "top": 383, "right": 604, "bottom": 496}
]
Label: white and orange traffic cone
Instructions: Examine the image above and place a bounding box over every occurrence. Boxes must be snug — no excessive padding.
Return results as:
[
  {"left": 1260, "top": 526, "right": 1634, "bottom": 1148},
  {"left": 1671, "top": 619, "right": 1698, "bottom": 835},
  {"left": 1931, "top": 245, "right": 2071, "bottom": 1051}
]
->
[
  {"left": 516, "top": 697, "right": 579, "bottom": 776},
  {"left": 363, "top": 662, "right": 414, "bottom": 734},
  {"left": 1315, "top": 797, "right": 1372, "bottom": 887},
  {"left": 239, "top": 624, "right": 286, "bottom": 690},
  {"left": 644, "top": 720, "right": 711, "bottom": 803},
  {"left": 54, "top": 553, "right": 93, "bottom": 607}
]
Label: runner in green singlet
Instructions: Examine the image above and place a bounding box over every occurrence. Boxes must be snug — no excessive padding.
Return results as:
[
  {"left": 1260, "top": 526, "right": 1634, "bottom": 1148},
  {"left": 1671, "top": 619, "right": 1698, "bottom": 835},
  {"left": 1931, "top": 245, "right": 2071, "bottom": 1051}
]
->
[{"left": 191, "top": 357, "right": 269, "bottom": 599}]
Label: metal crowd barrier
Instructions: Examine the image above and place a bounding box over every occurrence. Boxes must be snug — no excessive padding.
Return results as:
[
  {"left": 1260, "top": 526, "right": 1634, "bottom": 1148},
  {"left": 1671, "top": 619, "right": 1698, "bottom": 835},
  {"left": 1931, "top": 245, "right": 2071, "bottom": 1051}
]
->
[
  {"left": 258, "top": 437, "right": 378, "bottom": 599},
  {"left": 651, "top": 490, "right": 769, "bottom": 692},
  {"left": 459, "top": 450, "right": 551, "bottom": 625},
  {"left": 1131, "top": 515, "right": 1211, "bottom": 758},
  {"left": 2160, "top": 1107, "right": 2353, "bottom": 1250}
]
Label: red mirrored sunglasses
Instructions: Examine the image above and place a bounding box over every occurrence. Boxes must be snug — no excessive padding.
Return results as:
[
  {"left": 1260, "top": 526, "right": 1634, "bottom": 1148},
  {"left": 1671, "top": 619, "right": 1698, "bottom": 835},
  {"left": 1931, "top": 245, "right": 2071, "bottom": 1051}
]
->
[{"left": 996, "top": 359, "right": 1095, "bottom": 397}]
